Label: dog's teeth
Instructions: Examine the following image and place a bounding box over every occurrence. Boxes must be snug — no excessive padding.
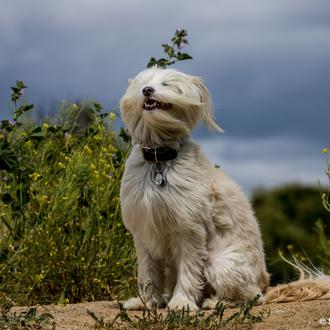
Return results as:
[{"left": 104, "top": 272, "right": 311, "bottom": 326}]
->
[{"left": 143, "top": 99, "right": 170, "bottom": 111}]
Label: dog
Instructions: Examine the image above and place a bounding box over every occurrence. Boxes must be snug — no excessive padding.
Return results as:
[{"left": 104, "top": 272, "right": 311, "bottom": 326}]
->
[
  {"left": 119, "top": 67, "right": 330, "bottom": 310},
  {"left": 119, "top": 66, "right": 269, "bottom": 310}
]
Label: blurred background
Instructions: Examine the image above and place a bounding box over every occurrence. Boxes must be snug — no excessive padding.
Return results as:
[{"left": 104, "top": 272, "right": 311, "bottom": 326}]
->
[
  {"left": 0, "top": 0, "right": 329, "bottom": 294},
  {"left": 1, "top": 0, "right": 329, "bottom": 191}
]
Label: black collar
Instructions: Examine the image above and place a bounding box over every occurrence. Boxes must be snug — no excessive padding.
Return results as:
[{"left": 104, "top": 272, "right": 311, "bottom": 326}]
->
[{"left": 141, "top": 146, "right": 178, "bottom": 162}]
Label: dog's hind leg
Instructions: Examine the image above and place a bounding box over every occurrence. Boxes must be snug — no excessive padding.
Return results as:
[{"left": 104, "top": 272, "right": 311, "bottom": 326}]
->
[{"left": 203, "top": 244, "right": 265, "bottom": 307}]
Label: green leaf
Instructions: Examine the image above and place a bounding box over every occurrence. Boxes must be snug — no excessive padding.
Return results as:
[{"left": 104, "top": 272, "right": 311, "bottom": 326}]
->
[
  {"left": 147, "top": 57, "right": 157, "bottom": 68},
  {"left": 155, "top": 58, "right": 169, "bottom": 68},
  {"left": 1, "top": 192, "right": 13, "bottom": 204},
  {"left": 11, "top": 80, "right": 27, "bottom": 102},
  {"left": 13, "top": 104, "right": 34, "bottom": 121},
  {"left": 177, "top": 52, "right": 193, "bottom": 60},
  {"left": 94, "top": 102, "right": 103, "bottom": 112},
  {"left": 29, "top": 125, "right": 46, "bottom": 140},
  {"left": 146, "top": 29, "right": 192, "bottom": 68},
  {"left": 119, "top": 128, "right": 131, "bottom": 143},
  {"left": 0, "top": 120, "right": 13, "bottom": 131},
  {"left": 0, "top": 148, "right": 17, "bottom": 171}
]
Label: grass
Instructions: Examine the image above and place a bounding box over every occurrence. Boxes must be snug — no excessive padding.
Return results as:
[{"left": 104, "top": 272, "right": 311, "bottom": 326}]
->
[
  {"left": 87, "top": 296, "right": 270, "bottom": 330},
  {"left": 0, "top": 293, "right": 55, "bottom": 329}
]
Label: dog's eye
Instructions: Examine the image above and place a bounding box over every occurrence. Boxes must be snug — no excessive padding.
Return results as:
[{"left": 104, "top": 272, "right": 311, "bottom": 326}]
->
[{"left": 161, "top": 82, "right": 169, "bottom": 87}]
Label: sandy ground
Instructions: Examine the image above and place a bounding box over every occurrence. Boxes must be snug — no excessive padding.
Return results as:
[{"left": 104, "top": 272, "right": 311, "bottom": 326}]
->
[{"left": 10, "top": 299, "right": 330, "bottom": 329}]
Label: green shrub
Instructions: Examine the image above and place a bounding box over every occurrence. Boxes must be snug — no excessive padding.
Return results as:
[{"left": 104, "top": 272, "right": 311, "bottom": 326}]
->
[
  {"left": 0, "top": 83, "right": 135, "bottom": 304},
  {"left": 252, "top": 183, "right": 330, "bottom": 284}
]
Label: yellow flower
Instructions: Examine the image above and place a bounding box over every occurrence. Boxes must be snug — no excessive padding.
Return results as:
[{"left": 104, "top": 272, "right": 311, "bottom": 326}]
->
[
  {"left": 35, "top": 273, "right": 45, "bottom": 282},
  {"left": 29, "top": 172, "right": 41, "bottom": 182},
  {"left": 109, "top": 112, "right": 116, "bottom": 121},
  {"left": 71, "top": 104, "right": 78, "bottom": 111},
  {"left": 322, "top": 147, "right": 329, "bottom": 154},
  {"left": 107, "top": 144, "right": 116, "bottom": 154},
  {"left": 83, "top": 145, "right": 92, "bottom": 154},
  {"left": 58, "top": 162, "right": 65, "bottom": 169},
  {"left": 286, "top": 244, "right": 293, "bottom": 250},
  {"left": 43, "top": 123, "right": 49, "bottom": 129}
]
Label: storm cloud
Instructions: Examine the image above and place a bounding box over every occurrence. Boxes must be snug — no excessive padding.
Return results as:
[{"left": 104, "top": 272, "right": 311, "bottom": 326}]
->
[{"left": 0, "top": 0, "right": 329, "bottom": 190}]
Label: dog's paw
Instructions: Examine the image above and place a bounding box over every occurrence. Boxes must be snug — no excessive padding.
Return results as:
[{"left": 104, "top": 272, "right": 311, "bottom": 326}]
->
[
  {"left": 202, "top": 294, "right": 265, "bottom": 309},
  {"left": 202, "top": 297, "right": 236, "bottom": 309},
  {"left": 123, "top": 297, "right": 145, "bottom": 310},
  {"left": 123, "top": 296, "right": 166, "bottom": 310},
  {"left": 202, "top": 297, "right": 218, "bottom": 310},
  {"left": 167, "top": 296, "right": 198, "bottom": 311}
]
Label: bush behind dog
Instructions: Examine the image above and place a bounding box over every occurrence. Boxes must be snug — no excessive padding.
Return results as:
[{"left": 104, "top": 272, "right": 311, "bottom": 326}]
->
[{"left": 0, "top": 87, "right": 135, "bottom": 304}]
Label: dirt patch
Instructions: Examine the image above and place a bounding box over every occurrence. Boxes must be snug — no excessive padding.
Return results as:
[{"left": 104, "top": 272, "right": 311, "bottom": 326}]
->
[{"left": 10, "top": 299, "right": 330, "bottom": 329}]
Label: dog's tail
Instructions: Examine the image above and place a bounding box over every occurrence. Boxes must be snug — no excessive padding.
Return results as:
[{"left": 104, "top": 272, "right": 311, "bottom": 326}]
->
[{"left": 264, "top": 256, "right": 330, "bottom": 303}]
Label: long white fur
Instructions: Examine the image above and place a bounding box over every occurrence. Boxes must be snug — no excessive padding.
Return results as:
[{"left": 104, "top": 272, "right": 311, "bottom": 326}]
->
[{"left": 119, "top": 67, "right": 270, "bottom": 310}]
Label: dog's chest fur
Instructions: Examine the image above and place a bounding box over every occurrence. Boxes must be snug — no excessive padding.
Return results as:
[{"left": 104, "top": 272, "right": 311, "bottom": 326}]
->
[{"left": 120, "top": 142, "right": 213, "bottom": 259}]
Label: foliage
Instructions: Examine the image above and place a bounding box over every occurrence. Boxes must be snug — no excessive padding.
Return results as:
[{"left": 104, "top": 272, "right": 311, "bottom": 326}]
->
[
  {"left": 252, "top": 183, "right": 330, "bottom": 284},
  {"left": 147, "top": 29, "right": 192, "bottom": 68},
  {"left": 0, "top": 82, "right": 135, "bottom": 305},
  {"left": 88, "top": 297, "right": 270, "bottom": 330},
  {"left": 0, "top": 293, "right": 55, "bottom": 329}
]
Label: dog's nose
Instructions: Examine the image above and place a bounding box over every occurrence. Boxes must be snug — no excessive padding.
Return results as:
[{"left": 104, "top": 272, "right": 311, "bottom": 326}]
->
[{"left": 142, "top": 86, "right": 155, "bottom": 97}]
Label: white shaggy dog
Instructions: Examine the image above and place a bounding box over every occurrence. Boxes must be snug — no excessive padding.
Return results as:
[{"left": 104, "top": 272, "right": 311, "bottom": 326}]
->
[{"left": 119, "top": 67, "right": 269, "bottom": 310}]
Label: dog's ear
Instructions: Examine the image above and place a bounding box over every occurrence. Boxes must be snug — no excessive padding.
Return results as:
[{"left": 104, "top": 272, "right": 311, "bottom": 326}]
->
[
  {"left": 193, "top": 78, "right": 224, "bottom": 133},
  {"left": 128, "top": 78, "right": 133, "bottom": 85}
]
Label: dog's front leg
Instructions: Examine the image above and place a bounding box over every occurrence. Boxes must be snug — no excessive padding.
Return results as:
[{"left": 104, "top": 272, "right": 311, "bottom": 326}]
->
[
  {"left": 123, "top": 238, "right": 164, "bottom": 310},
  {"left": 168, "top": 230, "right": 207, "bottom": 311}
]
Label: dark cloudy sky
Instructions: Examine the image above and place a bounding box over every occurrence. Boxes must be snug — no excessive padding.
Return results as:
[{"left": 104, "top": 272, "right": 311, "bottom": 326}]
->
[{"left": 1, "top": 0, "right": 329, "bottom": 192}]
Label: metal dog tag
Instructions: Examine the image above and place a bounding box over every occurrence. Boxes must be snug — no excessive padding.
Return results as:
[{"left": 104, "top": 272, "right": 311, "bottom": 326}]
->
[{"left": 151, "top": 162, "right": 167, "bottom": 187}]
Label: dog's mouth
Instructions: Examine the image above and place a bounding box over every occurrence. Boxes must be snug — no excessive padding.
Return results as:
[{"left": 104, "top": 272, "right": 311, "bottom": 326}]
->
[{"left": 143, "top": 98, "right": 172, "bottom": 111}]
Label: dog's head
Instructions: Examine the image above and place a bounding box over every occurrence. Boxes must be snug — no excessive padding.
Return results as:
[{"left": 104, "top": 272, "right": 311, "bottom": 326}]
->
[{"left": 120, "top": 67, "right": 223, "bottom": 145}]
